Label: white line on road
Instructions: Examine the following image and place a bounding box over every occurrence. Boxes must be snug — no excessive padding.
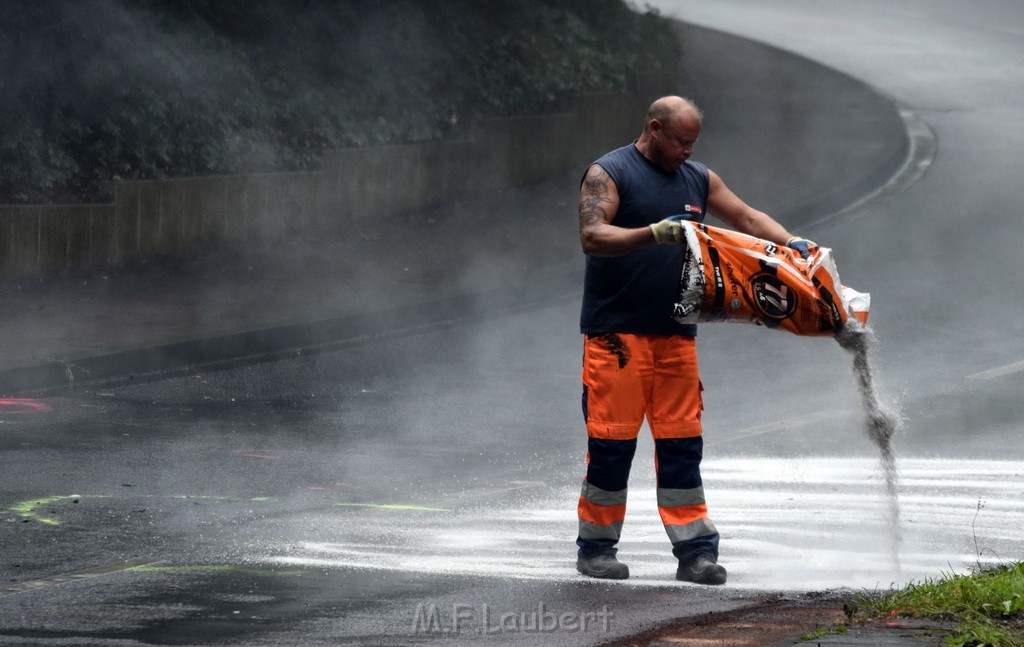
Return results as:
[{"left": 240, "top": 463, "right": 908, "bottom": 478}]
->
[
  {"left": 0, "top": 558, "right": 162, "bottom": 596},
  {"left": 966, "top": 359, "right": 1024, "bottom": 380},
  {"left": 706, "top": 410, "right": 850, "bottom": 446}
]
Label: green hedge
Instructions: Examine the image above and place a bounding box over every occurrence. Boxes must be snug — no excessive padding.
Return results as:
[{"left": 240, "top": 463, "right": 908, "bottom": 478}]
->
[{"left": 0, "top": 0, "right": 679, "bottom": 204}]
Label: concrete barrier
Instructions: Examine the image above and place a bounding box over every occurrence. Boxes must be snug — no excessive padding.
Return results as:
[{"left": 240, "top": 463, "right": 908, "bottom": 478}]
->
[
  {"left": 0, "top": 204, "right": 117, "bottom": 276},
  {"left": 0, "top": 23, "right": 911, "bottom": 279},
  {"left": 0, "top": 87, "right": 655, "bottom": 278}
]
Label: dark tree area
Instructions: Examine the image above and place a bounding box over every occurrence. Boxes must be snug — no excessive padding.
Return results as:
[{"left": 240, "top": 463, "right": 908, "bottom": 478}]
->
[{"left": 0, "top": 0, "right": 679, "bottom": 204}]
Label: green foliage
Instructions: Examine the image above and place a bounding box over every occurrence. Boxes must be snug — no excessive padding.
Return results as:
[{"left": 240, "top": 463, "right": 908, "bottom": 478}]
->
[
  {"left": 0, "top": 0, "right": 680, "bottom": 203},
  {"left": 856, "top": 563, "right": 1024, "bottom": 647},
  {"left": 798, "top": 624, "right": 848, "bottom": 642}
]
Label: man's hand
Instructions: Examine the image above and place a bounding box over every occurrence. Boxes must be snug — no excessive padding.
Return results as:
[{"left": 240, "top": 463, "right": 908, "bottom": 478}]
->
[
  {"left": 786, "top": 236, "right": 817, "bottom": 259},
  {"left": 650, "top": 219, "right": 685, "bottom": 245}
]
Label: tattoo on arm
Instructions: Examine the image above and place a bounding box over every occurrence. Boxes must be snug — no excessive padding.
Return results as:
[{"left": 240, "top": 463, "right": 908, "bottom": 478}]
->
[{"left": 579, "top": 166, "right": 613, "bottom": 229}]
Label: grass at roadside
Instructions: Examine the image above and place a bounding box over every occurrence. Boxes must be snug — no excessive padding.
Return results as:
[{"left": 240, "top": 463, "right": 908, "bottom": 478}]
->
[{"left": 853, "top": 562, "right": 1024, "bottom": 646}]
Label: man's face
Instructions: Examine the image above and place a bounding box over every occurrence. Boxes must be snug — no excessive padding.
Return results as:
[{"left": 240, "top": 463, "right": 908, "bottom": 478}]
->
[{"left": 651, "top": 112, "right": 701, "bottom": 172}]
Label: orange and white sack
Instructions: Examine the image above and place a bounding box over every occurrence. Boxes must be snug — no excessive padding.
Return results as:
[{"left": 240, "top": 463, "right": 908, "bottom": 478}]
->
[{"left": 673, "top": 221, "right": 869, "bottom": 336}]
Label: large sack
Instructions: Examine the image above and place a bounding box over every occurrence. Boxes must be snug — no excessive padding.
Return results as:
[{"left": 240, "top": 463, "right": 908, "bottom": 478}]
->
[{"left": 673, "top": 221, "right": 869, "bottom": 337}]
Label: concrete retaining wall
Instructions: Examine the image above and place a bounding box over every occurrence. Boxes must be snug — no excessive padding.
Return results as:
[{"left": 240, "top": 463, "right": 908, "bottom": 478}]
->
[
  {"left": 1, "top": 22, "right": 912, "bottom": 281},
  {"left": 0, "top": 204, "right": 117, "bottom": 276},
  {"left": 0, "top": 84, "right": 656, "bottom": 279}
]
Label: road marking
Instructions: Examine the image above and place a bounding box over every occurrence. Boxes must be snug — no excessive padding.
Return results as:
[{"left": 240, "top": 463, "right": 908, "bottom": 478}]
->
[
  {"left": 4, "top": 494, "right": 276, "bottom": 527},
  {"left": 966, "top": 359, "right": 1024, "bottom": 381},
  {"left": 335, "top": 503, "right": 449, "bottom": 512},
  {"left": 0, "top": 398, "right": 51, "bottom": 413},
  {"left": 706, "top": 410, "right": 849, "bottom": 446},
  {"left": 803, "top": 107, "right": 937, "bottom": 228},
  {"left": 233, "top": 449, "right": 279, "bottom": 459},
  {"left": 0, "top": 558, "right": 162, "bottom": 596},
  {"left": 129, "top": 564, "right": 306, "bottom": 576},
  {"left": 4, "top": 495, "right": 106, "bottom": 525}
]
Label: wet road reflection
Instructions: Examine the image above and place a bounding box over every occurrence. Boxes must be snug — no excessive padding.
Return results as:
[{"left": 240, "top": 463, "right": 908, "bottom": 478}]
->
[{"left": 266, "top": 457, "right": 1024, "bottom": 590}]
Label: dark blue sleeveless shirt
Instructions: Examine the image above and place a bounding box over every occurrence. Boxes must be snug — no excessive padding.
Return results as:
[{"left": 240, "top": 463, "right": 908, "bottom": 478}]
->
[{"left": 580, "top": 144, "right": 709, "bottom": 336}]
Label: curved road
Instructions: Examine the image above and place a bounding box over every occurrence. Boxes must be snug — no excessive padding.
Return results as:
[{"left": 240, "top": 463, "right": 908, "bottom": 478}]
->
[
  {"left": 2, "top": 3, "right": 1023, "bottom": 646},
  {"left": 641, "top": 0, "right": 1024, "bottom": 594}
]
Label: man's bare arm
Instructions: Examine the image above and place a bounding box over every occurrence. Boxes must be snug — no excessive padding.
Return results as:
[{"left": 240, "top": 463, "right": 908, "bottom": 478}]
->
[
  {"left": 578, "top": 164, "right": 656, "bottom": 257},
  {"left": 706, "top": 170, "right": 794, "bottom": 244}
]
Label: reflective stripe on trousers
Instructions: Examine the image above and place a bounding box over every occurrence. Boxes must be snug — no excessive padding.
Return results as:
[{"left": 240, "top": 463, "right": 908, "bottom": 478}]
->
[{"left": 576, "top": 436, "right": 719, "bottom": 560}]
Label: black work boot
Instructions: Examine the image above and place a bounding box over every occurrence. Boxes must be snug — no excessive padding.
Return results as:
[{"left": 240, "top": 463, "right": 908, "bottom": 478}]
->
[
  {"left": 676, "top": 554, "right": 727, "bottom": 585},
  {"left": 576, "top": 554, "right": 629, "bottom": 580}
]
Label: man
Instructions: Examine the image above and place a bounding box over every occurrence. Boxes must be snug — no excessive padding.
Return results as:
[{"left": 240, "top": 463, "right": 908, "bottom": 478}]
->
[{"left": 575, "top": 95, "right": 812, "bottom": 585}]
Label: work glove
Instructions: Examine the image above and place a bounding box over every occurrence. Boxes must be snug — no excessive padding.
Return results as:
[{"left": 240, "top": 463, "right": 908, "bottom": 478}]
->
[
  {"left": 786, "top": 236, "right": 817, "bottom": 259},
  {"left": 649, "top": 218, "right": 686, "bottom": 245}
]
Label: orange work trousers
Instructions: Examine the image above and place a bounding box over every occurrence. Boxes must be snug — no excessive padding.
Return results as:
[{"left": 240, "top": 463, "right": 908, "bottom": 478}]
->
[{"left": 577, "top": 333, "right": 719, "bottom": 562}]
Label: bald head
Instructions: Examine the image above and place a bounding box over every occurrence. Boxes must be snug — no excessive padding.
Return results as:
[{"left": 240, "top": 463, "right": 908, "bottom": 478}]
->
[
  {"left": 635, "top": 96, "right": 703, "bottom": 172},
  {"left": 646, "top": 95, "right": 703, "bottom": 127}
]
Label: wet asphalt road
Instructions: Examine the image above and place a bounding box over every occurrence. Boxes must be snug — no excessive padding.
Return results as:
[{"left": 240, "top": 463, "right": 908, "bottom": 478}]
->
[
  {"left": 0, "top": 305, "right": 770, "bottom": 646},
  {"left": 3, "top": 1, "right": 1024, "bottom": 645}
]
